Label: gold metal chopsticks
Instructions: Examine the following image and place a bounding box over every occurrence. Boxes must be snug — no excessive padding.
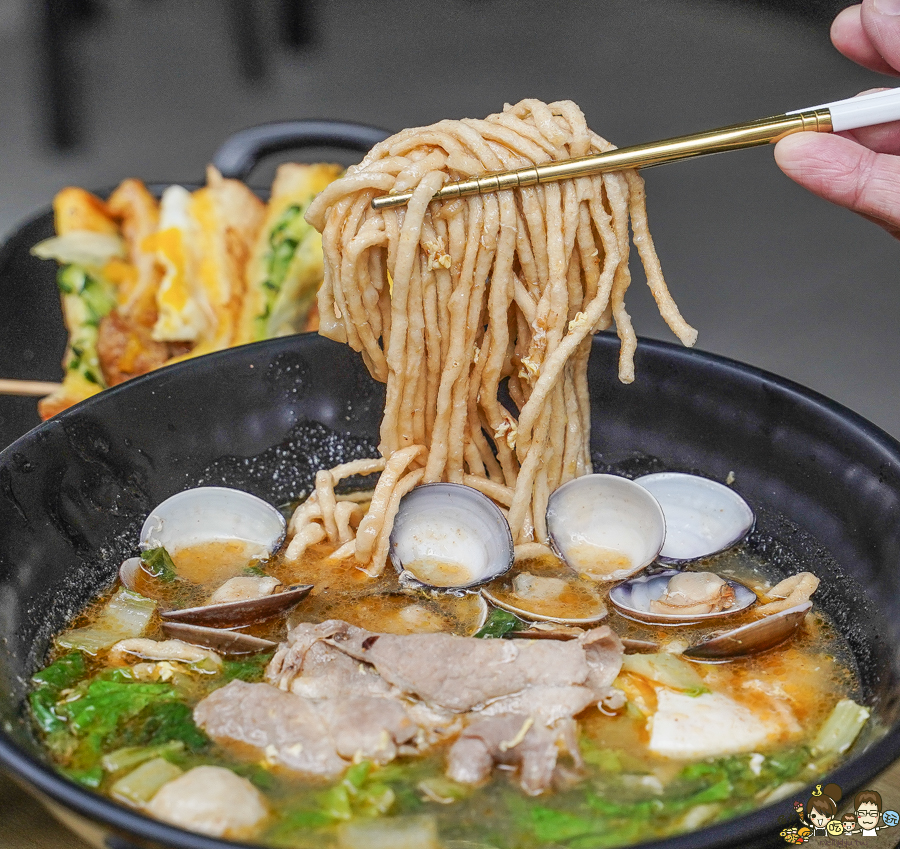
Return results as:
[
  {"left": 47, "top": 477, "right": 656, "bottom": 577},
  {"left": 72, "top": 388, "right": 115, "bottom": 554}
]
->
[{"left": 371, "top": 108, "right": 833, "bottom": 210}]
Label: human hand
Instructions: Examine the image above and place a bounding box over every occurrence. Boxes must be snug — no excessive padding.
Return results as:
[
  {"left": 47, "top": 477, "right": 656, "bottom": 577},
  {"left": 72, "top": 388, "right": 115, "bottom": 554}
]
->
[{"left": 774, "top": 0, "right": 900, "bottom": 239}]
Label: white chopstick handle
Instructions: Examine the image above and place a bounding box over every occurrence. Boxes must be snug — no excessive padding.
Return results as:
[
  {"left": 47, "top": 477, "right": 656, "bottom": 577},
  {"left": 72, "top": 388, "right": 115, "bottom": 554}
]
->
[{"left": 792, "top": 87, "right": 900, "bottom": 132}]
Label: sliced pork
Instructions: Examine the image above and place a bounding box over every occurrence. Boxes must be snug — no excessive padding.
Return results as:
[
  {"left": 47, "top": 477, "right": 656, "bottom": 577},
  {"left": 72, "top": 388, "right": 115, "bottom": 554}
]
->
[
  {"left": 446, "top": 714, "right": 561, "bottom": 795},
  {"left": 194, "top": 680, "right": 347, "bottom": 778},
  {"left": 317, "top": 620, "right": 624, "bottom": 712},
  {"left": 197, "top": 620, "right": 624, "bottom": 795}
]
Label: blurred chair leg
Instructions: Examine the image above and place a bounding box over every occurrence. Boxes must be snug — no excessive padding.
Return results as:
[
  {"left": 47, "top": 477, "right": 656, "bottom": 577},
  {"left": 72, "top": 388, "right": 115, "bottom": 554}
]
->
[
  {"left": 39, "top": 0, "right": 78, "bottom": 149},
  {"left": 280, "top": 0, "right": 314, "bottom": 49},
  {"left": 226, "top": 0, "right": 266, "bottom": 83},
  {"left": 38, "top": 0, "right": 98, "bottom": 150}
]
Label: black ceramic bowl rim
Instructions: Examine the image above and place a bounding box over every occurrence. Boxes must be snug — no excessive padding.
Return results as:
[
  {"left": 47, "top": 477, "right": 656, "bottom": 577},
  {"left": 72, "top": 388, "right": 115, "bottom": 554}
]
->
[{"left": 2, "top": 334, "right": 900, "bottom": 849}]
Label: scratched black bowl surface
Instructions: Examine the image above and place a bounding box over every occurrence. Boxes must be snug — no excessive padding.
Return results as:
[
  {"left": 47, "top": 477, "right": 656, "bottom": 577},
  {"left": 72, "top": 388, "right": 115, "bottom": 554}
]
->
[{"left": 1, "top": 332, "right": 900, "bottom": 849}]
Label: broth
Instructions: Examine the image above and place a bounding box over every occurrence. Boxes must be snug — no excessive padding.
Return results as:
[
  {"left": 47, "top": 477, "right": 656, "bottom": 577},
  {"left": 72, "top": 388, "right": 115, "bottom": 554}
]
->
[{"left": 30, "top": 531, "right": 864, "bottom": 849}]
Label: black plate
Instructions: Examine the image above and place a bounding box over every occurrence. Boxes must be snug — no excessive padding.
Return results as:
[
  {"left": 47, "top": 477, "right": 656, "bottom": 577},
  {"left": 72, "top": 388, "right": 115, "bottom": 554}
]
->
[{"left": 1, "top": 332, "right": 900, "bottom": 849}]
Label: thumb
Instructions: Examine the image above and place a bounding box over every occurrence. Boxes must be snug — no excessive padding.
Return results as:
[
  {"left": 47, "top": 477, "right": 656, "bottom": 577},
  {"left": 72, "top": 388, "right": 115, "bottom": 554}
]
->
[{"left": 775, "top": 131, "right": 900, "bottom": 235}]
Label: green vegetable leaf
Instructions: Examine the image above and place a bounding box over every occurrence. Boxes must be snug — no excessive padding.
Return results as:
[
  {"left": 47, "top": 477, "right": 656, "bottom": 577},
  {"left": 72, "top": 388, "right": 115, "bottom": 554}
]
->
[
  {"left": 531, "top": 807, "right": 599, "bottom": 843},
  {"left": 222, "top": 652, "right": 274, "bottom": 684},
  {"left": 126, "top": 700, "right": 209, "bottom": 752},
  {"left": 689, "top": 779, "right": 733, "bottom": 805},
  {"left": 32, "top": 652, "right": 86, "bottom": 692},
  {"left": 59, "top": 679, "right": 177, "bottom": 754},
  {"left": 140, "top": 547, "right": 178, "bottom": 583},
  {"left": 579, "top": 740, "right": 623, "bottom": 773},
  {"left": 63, "top": 764, "right": 104, "bottom": 789},
  {"left": 320, "top": 784, "right": 353, "bottom": 821},
  {"left": 29, "top": 689, "right": 66, "bottom": 735},
  {"left": 474, "top": 608, "right": 524, "bottom": 639},
  {"left": 343, "top": 760, "right": 373, "bottom": 792}
]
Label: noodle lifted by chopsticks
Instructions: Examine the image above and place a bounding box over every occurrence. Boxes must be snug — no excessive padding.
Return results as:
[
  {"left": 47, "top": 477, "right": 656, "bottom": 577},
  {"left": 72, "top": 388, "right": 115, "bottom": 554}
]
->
[{"left": 292, "top": 99, "right": 697, "bottom": 573}]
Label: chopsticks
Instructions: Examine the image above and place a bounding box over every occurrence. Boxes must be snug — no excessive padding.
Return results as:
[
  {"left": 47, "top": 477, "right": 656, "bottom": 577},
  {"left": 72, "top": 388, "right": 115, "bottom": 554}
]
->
[
  {"left": 372, "top": 88, "right": 900, "bottom": 210},
  {"left": 0, "top": 379, "right": 61, "bottom": 397}
]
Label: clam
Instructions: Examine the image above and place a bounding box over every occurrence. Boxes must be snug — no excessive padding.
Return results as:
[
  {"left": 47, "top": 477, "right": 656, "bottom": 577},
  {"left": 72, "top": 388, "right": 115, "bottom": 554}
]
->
[
  {"left": 121, "top": 488, "right": 307, "bottom": 646},
  {"left": 546, "top": 474, "right": 666, "bottom": 582},
  {"left": 514, "top": 622, "right": 586, "bottom": 640},
  {"left": 633, "top": 473, "right": 754, "bottom": 562},
  {"left": 160, "top": 584, "right": 313, "bottom": 629},
  {"left": 160, "top": 621, "right": 278, "bottom": 656},
  {"left": 140, "top": 486, "right": 287, "bottom": 581},
  {"left": 609, "top": 569, "right": 756, "bottom": 625},
  {"left": 482, "top": 570, "right": 608, "bottom": 625},
  {"left": 682, "top": 601, "right": 812, "bottom": 661},
  {"left": 119, "top": 557, "right": 145, "bottom": 593},
  {"left": 389, "top": 483, "right": 514, "bottom": 591}
]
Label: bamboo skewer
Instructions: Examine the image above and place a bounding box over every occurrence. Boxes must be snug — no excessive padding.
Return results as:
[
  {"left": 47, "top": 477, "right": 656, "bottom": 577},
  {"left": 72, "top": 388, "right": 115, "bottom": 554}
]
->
[{"left": 0, "top": 379, "right": 62, "bottom": 397}]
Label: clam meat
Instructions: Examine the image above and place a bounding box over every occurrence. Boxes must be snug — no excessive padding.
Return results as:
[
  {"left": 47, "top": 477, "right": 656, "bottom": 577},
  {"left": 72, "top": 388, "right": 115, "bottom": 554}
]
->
[
  {"left": 609, "top": 569, "right": 756, "bottom": 625},
  {"left": 650, "top": 572, "right": 736, "bottom": 616},
  {"left": 482, "top": 558, "right": 608, "bottom": 625}
]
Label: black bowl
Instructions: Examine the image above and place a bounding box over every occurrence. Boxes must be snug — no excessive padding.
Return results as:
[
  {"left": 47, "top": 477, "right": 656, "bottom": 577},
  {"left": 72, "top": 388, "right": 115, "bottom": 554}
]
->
[{"left": 1, "top": 332, "right": 900, "bottom": 849}]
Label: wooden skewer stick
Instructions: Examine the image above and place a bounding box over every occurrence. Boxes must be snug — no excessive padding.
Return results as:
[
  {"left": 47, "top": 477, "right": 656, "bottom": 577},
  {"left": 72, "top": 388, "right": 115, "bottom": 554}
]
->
[{"left": 0, "top": 379, "right": 62, "bottom": 397}]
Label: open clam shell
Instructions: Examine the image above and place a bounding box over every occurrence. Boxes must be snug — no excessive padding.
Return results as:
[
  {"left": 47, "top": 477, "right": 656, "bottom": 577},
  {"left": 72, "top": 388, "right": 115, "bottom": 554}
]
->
[
  {"left": 634, "top": 473, "right": 754, "bottom": 562},
  {"left": 389, "top": 483, "right": 514, "bottom": 591},
  {"left": 546, "top": 474, "right": 666, "bottom": 582},
  {"left": 140, "top": 487, "right": 287, "bottom": 568},
  {"left": 160, "top": 584, "right": 313, "bottom": 629},
  {"left": 609, "top": 569, "right": 756, "bottom": 625},
  {"left": 682, "top": 601, "right": 812, "bottom": 661},
  {"left": 481, "top": 552, "right": 608, "bottom": 625},
  {"left": 481, "top": 588, "right": 607, "bottom": 625}
]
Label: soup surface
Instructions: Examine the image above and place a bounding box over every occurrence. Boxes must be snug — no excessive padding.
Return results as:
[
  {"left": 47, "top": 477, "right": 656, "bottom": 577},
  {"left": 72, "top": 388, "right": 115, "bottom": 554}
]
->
[{"left": 29, "top": 516, "right": 867, "bottom": 849}]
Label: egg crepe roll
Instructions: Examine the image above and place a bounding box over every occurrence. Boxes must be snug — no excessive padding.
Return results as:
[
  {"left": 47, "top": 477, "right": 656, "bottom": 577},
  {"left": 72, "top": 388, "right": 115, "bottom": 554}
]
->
[
  {"left": 149, "top": 166, "right": 264, "bottom": 359},
  {"left": 238, "top": 163, "right": 343, "bottom": 344},
  {"left": 33, "top": 189, "right": 125, "bottom": 418},
  {"left": 106, "top": 179, "right": 161, "bottom": 327},
  {"left": 94, "top": 180, "right": 178, "bottom": 388}
]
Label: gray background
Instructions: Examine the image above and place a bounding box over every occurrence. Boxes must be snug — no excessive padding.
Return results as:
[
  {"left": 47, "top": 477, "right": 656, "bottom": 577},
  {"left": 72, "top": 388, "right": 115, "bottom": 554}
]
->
[{"left": 0, "top": 0, "right": 896, "bottom": 443}]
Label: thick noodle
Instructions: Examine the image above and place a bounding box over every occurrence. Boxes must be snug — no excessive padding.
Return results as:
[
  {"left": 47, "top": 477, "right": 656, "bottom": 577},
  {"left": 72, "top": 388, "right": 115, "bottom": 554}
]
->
[{"left": 293, "top": 100, "right": 696, "bottom": 575}]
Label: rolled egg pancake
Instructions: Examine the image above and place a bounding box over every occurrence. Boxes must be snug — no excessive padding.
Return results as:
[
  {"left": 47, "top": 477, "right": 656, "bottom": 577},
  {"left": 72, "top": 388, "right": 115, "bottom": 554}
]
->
[
  {"left": 33, "top": 188, "right": 125, "bottom": 417},
  {"left": 237, "top": 162, "right": 343, "bottom": 344},
  {"left": 150, "top": 166, "right": 264, "bottom": 356}
]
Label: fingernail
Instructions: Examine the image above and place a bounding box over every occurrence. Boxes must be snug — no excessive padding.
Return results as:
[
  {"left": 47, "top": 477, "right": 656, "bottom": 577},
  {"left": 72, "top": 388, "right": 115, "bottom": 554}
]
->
[{"left": 875, "top": 0, "right": 900, "bottom": 16}]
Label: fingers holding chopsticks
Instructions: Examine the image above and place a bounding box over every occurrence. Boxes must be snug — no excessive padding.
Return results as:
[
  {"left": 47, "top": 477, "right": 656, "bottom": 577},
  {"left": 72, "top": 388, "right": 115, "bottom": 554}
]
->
[
  {"left": 774, "top": 0, "right": 900, "bottom": 239},
  {"left": 775, "top": 132, "right": 900, "bottom": 239}
]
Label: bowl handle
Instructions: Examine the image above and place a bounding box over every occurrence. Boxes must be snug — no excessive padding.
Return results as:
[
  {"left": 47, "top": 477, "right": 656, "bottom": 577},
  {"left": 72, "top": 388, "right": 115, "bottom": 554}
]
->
[{"left": 211, "top": 120, "right": 391, "bottom": 181}]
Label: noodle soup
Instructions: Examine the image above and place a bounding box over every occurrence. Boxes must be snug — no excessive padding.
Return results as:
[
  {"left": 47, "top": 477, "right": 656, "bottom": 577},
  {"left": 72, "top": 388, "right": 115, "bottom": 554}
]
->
[
  {"left": 23, "top": 100, "right": 874, "bottom": 847},
  {"left": 29, "top": 530, "right": 864, "bottom": 848}
]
